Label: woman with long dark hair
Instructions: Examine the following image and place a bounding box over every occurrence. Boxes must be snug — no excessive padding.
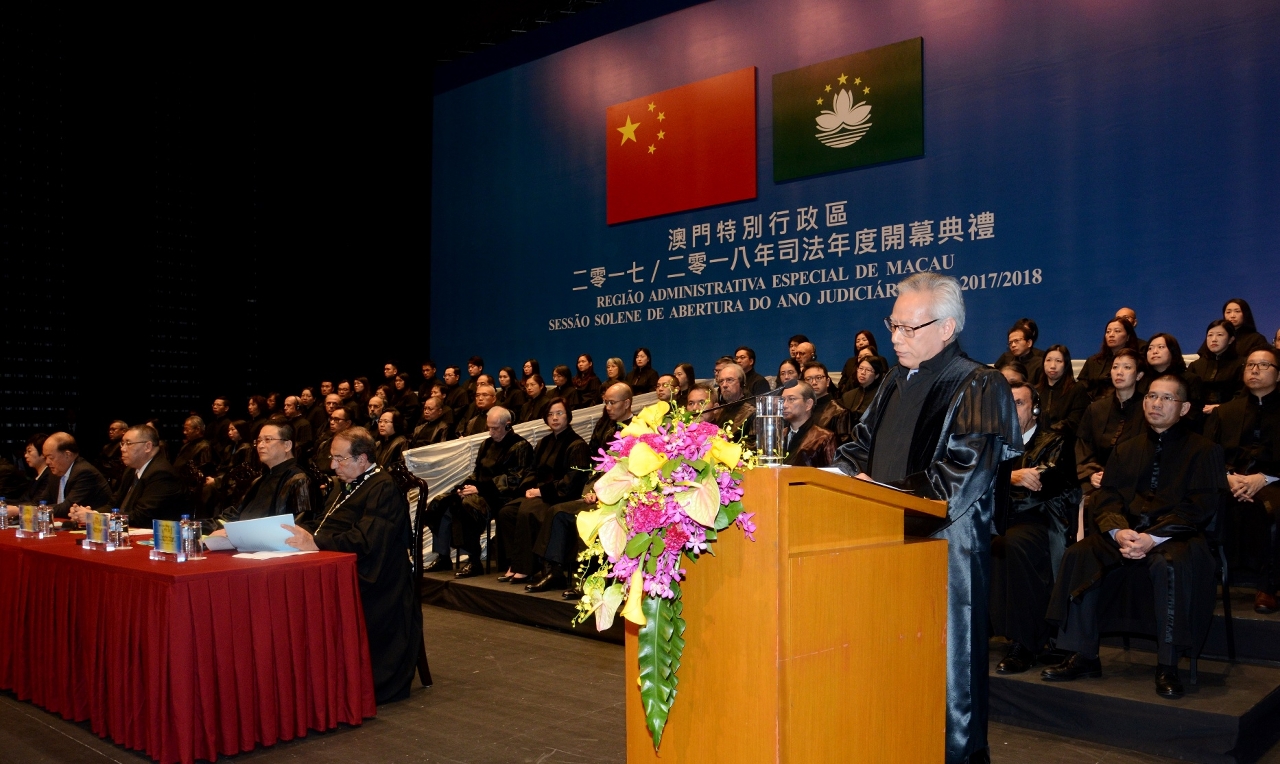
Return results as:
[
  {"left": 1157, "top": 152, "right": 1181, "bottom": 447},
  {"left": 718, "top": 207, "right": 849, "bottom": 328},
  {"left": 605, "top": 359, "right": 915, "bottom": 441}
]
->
[
  {"left": 1222, "top": 298, "right": 1269, "bottom": 360},
  {"left": 673, "top": 363, "right": 696, "bottom": 407},
  {"left": 246, "top": 396, "right": 269, "bottom": 440},
  {"left": 497, "top": 366, "right": 527, "bottom": 411},
  {"left": 1141, "top": 332, "right": 1203, "bottom": 429},
  {"left": 1189, "top": 319, "right": 1244, "bottom": 415},
  {"left": 626, "top": 347, "right": 658, "bottom": 394},
  {"left": 550, "top": 365, "right": 581, "bottom": 409},
  {"left": 1077, "top": 317, "right": 1140, "bottom": 401},
  {"left": 1076, "top": 348, "right": 1146, "bottom": 496},
  {"left": 1035, "top": 344, "right": 1088, "bottom": 437},
  {"left": 522, "top": 359, "right": 541, "bottom": 382},
  {"left": 572, "top": 354, "right": 602, "bottom": 407},
  {"left": 776, "top": 358, "right": 801, "bottom": 389}
]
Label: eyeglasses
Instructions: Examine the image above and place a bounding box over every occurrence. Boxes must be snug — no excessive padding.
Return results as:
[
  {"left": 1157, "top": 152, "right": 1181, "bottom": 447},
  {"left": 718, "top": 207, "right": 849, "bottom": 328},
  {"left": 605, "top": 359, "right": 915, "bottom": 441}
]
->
[
  {"left": 1246, "top": 362, "right": 1276, "bottom": 371},
  {"left": 603, "top": 398, "right": 628, "bottom": 406},
  {"left": 329, "top": 416, "right": 348, "bottom": 422},
  {"left": 803, "top": 375, "right": 826, "bottom": 384},
  {"left": 1143, "top": 393, "right": 1183, "bottom": 404},
  {"left": 120, "top": 440, "right": 149, "bottom": 449},
  {"left": 884, "top": 317, "right": 942, "bottom": 338},
  {"left": 330, "top": 453, "right": 355, "bottom": 464},
  {"left": 253, "top": 437, "right": 284, "bottom": 445}
]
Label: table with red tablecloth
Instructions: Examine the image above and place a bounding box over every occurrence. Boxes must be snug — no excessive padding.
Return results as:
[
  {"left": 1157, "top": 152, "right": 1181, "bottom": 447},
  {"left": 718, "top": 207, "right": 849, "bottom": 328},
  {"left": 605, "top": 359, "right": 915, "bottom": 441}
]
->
[{"left": 0, "top": 529, "right": 377, "bottom": 764}]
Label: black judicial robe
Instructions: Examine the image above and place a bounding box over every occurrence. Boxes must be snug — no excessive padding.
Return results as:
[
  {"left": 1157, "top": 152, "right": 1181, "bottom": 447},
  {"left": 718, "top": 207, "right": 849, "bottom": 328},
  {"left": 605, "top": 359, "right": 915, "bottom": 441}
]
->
[
  {"left": 712, "top": 399, "right": 756, "bottom": 441},
  {"left": 1047, "top": 423, "right": 1223, "bottom": 653},
  {"left": 1205, "top": 389, "right": 1280, "bottom": 477},
  {"left": 840, "top": 376, "right": 883, "bottom": 420},
  {"left": 310, "top": 468, "right": 419, "bottom": 704},
  {"left": 835, "top": 340, "right": 1021, "bottom": 764},
  {"left": 1078, "top": 352, "right": 1118, "bottom": 401},
  {"left": 572, "top": 375, "right": 603, "bottom": 408},
  {"left": 1039, "top": 378, "right": 1089, "bottom": 439},
  {"left": 1075, "top": 391, "right": 1145, "bottom": 491},
  {"left": 218, "top": 458, "right": 311, "bottom": 525},
  {"left": 409, "top": 419, "right": 453, "bottom": 448},
  {"left": 519, "top": 390, "right": 553, "bottom": 424},
  {"left": 1002, "top": 427, "right": 1079, "bottom": 573},
  {"left": 626, "top": 366, "right": 659, "bottom": 395},
  {"left": 1190, "top": 348, "right": 1244, "bottom": 408},
  {"left": 552, "top": 383, "right": 582, "bottom": 410},
  {"left": 519, "top": 428, "right": 590, "bottom": 501}
]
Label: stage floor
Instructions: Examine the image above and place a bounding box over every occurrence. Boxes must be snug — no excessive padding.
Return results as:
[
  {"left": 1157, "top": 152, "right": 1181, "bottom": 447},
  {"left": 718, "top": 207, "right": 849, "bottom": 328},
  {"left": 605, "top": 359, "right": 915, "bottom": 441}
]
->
[{"left": 5, "top": 604, "right": 1280, "bottom": 763}]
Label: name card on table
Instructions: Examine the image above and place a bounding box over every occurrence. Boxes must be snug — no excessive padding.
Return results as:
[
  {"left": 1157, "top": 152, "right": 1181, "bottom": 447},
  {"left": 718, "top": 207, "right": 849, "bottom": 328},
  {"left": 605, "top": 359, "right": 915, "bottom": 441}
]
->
[
  {"left": 84, "top": 511, "right": 111, "bottom": 550},
  {"left": 150, "top": 519, "right": 186, "bottom": 562},
  {"left": 19, "top": 505, "right": 37, "bottom": 532}
]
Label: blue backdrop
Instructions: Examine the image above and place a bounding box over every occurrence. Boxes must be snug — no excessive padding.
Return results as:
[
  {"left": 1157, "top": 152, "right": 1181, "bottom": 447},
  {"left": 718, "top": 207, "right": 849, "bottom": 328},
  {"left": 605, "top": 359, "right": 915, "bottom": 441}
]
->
[{"left": 432, "top": 0, "right": 1279, "bottom": 377}]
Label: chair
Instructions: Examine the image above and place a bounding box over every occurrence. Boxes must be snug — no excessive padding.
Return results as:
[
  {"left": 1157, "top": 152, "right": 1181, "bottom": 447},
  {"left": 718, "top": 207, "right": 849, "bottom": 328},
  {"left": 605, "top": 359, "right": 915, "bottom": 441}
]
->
[{"left": 388, "top": 460, "right": 433, "bottom": 688}]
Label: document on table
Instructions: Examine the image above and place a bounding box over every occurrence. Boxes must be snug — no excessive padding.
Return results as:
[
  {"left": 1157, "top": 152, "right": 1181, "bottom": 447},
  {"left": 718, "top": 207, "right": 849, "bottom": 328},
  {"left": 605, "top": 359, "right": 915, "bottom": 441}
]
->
[
  {"left": 202, "top": 534, "right": 235, "bottom": 552},
  {"left": 223, "top": 513, "right": 300, "bottom": 553},
  {"left": 233, "top": 550, "right": 318, "bottom": 560},
  {"left": 817, "top": 466, "right": 913, "bottom": 493}
]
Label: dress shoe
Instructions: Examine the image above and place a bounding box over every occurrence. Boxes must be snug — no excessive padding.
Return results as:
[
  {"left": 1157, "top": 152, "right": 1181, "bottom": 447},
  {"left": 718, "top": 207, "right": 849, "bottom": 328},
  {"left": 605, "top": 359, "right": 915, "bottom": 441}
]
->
[
  {"left": 1255, "top": 590, "right": 1278, "bottom": 614},
  {"left": 1040, "top": 652, "right": 1102, "bottom": 682},
  {"left": 562, "top": 587, "right": 583, "bottom": 600},
  {"left": 496, "top": 572, "right": 526, "bottom": 583},
  {"left": 996, "top": 642, "right": 1035, "bottom": 675},
  {"left": 453, "top": 562, "right": 481, "bottom": 579},
  {"left": 422, "top": 557, "right": 451, "bottom": 574},
  {"left": 524, "top": 571, "right": 566, "bottom": 593},
  {"left": 1155, "top": 664, "right": 1184, "bottom": 699}
]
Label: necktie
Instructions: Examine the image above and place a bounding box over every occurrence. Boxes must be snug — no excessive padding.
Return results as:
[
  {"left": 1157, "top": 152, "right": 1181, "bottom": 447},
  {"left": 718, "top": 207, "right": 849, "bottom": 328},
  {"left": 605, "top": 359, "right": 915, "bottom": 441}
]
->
[
  {"left": 1149, "top": 436, "right": 1163, "bottom": 492},
  {"left": 122, "top": 476, "right": 139, "bottom": 511}
]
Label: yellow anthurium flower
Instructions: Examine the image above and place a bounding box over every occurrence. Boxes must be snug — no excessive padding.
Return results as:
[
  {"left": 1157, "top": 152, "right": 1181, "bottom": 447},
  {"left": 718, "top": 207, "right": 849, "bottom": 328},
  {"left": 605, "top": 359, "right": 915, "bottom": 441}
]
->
[
  {"left": 618, "top": 418, "right": 653, "bottom": 437},
  {"left": 636, "top": 401, "right": 670, "bottom": 429},
  {"left": 595, "top": 583, "right": 625, "bottom": 631},
  {"left": 676, "top": 475, "right": 721, "bottom": 527},
  {"left": 576, "top": 506, "right": 609, "bottom": 545},
  {"left": 593, "top": 462, "right": 635, "bottom": 506},
  {"left": 708, "top": 437, "right": 742, "bottom": 469},
  {"left": 627, "top": 441, "right": 667, "bottom": 477},
  {"left": 621, "top": 568, "right": 647, "bottom": 625},
  {"left": 598, "top": 513, "right": 628, "bottom": 558}
]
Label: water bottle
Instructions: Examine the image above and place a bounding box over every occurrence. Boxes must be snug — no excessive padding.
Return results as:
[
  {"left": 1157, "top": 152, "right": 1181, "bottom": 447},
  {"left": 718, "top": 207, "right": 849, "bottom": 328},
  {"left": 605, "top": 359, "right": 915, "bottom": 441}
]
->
[
  {"left": 37, "top": 501, "right": 51, "bottom": 537},
  {"left": 0, "top": 497, "right": 8, "bottom": 531},
  {"left": 108, "top": 508, "right": 124, "bottom": 548},
  {"left": 181, "top": 515, "right": 204, "bottom": 561}
]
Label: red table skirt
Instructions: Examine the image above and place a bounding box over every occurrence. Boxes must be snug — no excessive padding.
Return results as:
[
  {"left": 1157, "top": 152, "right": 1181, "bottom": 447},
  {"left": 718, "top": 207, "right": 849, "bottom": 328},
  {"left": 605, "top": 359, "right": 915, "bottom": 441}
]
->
[{"left": 0, "top": 531, "right": 377, "bottom": 764}]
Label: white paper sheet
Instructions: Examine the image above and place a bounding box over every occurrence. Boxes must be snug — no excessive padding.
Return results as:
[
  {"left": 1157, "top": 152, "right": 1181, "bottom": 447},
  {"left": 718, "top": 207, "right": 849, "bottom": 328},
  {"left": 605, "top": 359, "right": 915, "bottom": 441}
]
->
[
  {"left": 233, "top": 550, "right": 318, "bottom": 560},
  {"left": 202, "top": 534, "right": 235, "bottom": 552},
  {"left": 223, "top": 513, "right": 299, "bottom": 553}
]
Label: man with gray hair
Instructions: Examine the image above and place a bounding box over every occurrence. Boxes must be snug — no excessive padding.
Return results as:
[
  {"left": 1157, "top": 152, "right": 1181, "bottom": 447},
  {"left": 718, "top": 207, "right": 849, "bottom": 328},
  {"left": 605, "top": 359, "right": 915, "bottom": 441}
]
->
[
  {"left": 835, "top": 271, "right": 1021, "bottom": 764},
  {"left": 712, "top": 362, "right": 756, "bottom": 440},
  {"left": 422, "top": 406, "right": 533, "bottom": 578},
  {"left": 174, "top": 416, "right": 214, "bottom": 474}
]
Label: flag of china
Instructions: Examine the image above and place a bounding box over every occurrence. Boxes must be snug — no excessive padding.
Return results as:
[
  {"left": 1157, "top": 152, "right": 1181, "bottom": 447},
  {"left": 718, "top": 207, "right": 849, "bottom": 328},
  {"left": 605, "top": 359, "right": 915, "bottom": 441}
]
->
[{"left": 606, "top": 67, "right": 757, "bottom": 225}]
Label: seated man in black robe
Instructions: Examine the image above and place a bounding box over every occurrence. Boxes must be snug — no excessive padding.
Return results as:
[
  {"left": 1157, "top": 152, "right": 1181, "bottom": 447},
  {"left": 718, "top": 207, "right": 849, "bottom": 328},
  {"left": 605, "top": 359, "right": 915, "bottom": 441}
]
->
[
  {"left": 71, "top": 424, "right": 185, "bottom": 528},
  {"left": 100, "top": 420, "right": 128, "bottom": 491},
  {"left": 423, "top": 406, "right": 533, "bottom": 578},
  {"left": 408, "top": 397, "right": 453, "bottom": 448},
  {"left": 992, "top": 321, "right": 1045, "bottom": 386},
  {"left": 455, "top": 384, "right": 497, "bottom": 438},
  {"left": 781, "top": 381, "right": 836, "bottom": 467},
  {"left": 990, "top": 382, "right": 1079, "bottom": 674},
  {"left": 209, "top": 422, "right": 312, "bottom": 529},
  {"left": 40, "top": 432, "right": 113, "bottom": 520},
  {"left": 1204, "top": 347, "right": 1280, "bottom": 613},
  {"left": 711, "top": 362, "right": 756, "bottom": 441},
  {"left": 526, "top": 383, "right": 634, "bottom": 595},
  {"left": 283, "top": 396, "right": 314, "bottom": 460},
  {"left": 284, "top": 427, "right": 420, "bottom": 704},
  {"left": 495, "top": 398, "right": 590, "bottom": 584},
  {"left": 734, "top": 346, "right": 773, "bottom": 396},
  {"left": 1043, "top": 375, "right": 1225, "bottom": 699},
  {"left": 802, "top": 361, "right": 851, "bottom": 445}
]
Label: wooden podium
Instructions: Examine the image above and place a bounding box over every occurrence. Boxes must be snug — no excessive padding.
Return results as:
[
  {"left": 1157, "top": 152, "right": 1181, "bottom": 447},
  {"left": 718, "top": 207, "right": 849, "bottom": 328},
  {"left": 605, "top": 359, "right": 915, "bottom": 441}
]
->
[{"left": 624, "top": 466, "right": 949, "bottom": 762}]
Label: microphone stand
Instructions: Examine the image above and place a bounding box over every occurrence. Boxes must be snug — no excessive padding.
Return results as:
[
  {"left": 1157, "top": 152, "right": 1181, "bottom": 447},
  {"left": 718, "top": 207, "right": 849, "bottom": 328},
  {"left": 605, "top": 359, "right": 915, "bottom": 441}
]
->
[{"left": 699, "top": 379, "right": 798, "bottom": 416}]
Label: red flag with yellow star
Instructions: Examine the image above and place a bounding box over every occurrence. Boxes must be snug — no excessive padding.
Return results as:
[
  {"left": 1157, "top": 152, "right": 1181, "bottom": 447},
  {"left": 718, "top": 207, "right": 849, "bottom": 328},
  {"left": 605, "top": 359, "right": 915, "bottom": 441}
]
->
[{"left": 606, "top": 67, "right": 756, "bottom": 225}]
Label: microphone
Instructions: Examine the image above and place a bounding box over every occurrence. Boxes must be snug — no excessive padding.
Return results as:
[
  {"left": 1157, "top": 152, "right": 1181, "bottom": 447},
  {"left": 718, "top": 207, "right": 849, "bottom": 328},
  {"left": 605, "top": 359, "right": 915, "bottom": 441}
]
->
[{"left": 699, "top": 379, "right": 797, "bottom": 416}]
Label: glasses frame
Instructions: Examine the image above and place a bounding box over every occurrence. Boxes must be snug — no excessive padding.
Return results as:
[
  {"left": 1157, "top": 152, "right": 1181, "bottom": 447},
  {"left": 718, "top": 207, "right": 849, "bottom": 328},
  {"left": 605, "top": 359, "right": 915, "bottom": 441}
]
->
[
  {"left": 1142, "top": 393, "right": 1184, "bottom": 404},
  {"left": 884, "top": 316, "right": 942, "bottom": 338}
]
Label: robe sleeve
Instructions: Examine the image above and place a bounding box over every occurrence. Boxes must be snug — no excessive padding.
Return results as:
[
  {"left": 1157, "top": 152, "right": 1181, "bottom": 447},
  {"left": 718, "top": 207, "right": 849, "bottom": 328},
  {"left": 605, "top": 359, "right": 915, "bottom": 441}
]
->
[
  {"left": 491, "top": 440, "right": 535, "bottom": 502},
  {"left": 1075, "top": 401, "right": 1103, "bottom": 481},
  {"left": 314, "top": 481, "right": 409, "bottom": 585},
  {"left": 1143, "top": 441, "right": 1225, "bottom": 538},
  {"left": 540, "top": 439, "right": 591, "bottom": 503},
  {"left": 902, "top": 371, "right": 1023, "bottom": 521}
]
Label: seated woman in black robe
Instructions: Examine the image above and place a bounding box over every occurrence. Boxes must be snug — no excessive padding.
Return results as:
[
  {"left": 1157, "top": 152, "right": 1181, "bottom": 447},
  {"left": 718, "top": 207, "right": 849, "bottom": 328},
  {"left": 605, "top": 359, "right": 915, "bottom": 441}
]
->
[
  {"left": 521, "top": 358, "right": 541, "bottom": 384},
  {"left": 1076, "top": 348, "right": 1145, "bottom": 499},
  {"left": 495, "top": 398, "right": 590, "bottom": 584},
  {"left": 352, "top": 377, "right": 373, "bottom": 426},
  {"left": 626, "top": 347, "right": 658, "bottom": 394},
  {"left": 550, "top": 364, "right": 581, "bottom": 410},
  {"left": 604, "top": 357, "right": 627, "bottom": 389},
  {"left": 1189, "top": 319, "right": 1244, "bottom": 416},
  {"left": 1223, "top": 297, "right": 1270, "bottom": 360},
  {"left": 375, "top": 410, "right": 408, "bottom": 468},
  {"left": 1036, "top": 344, "right": 1089, "bottom": 440},
  {"left": 518, "top": 375, "right": 553, "bottom": 424},
  {"left": 497, "top": 366, "right": 527, "bottom": 412},
  {"left": 673, "top": 362, "right": 696, "bottom": 407},
  {"left": 836, "top": 329, "right": 880, "bottom": 399},
  {"left": 840, "top": 354, "right": 888, "bottom": 419},
  {"left": 391, "top": 374, "right": 420, "bottom": 431},
  {"left": 775, "top": 357, "right": 801, "bottom": 390},
  {"left": 1077, "top": 317, "right": 1140, "bottom": 401},
  {"left": 1139, "top": 333, "right": 1203, "bottom": 430},
  {"left": 572, "top": 354, "right": 603, "bottom": 408}
]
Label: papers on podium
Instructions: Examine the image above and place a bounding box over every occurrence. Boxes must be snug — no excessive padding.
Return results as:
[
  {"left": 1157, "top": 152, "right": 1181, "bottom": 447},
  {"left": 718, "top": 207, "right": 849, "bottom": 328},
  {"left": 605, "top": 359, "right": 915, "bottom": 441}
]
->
[{"left": 222, "top": 513, "right": 300, "bottom": 553}]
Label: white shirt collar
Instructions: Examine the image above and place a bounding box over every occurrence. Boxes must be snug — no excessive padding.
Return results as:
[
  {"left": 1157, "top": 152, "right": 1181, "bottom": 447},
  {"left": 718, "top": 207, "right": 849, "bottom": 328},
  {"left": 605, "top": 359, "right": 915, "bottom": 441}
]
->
[
  {"left": 135, "top": 457, "right": 156, "bottom": 480},
  {"left": 1022, "top": 424, "right": 1038, "bottom": 445}
]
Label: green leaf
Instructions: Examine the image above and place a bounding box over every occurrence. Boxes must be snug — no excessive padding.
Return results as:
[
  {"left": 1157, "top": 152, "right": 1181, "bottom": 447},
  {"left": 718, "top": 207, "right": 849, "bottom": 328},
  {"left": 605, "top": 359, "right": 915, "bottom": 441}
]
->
[
  {"left": 645, "top": 553, "right": 659, "bottom": 574},
  {"left": 624, "top": 532, "right": 653, "bottom": 558},
  {"left": 722, "top": 500, "right": 744, "bottom": 524},
  {"left": 650, "top": 536, "right": 666, "bottom": 558},
  {"left": 636, "top": 593, "right": 684, "bottom": 750},
  {"left": 703, "top": 527, "right": 717, "bottom": 542},
  {"left": 713, "top": 506, "right": 731, "bottom": 531},
  {"left": 731, "top": 471, "right": 744, "bottom": 481},
  {"left": 688, "top": 459, "right": 708, "bottom": 472},
  {"left": 660, "top": 457, "right": 683, "bottom": 480}
]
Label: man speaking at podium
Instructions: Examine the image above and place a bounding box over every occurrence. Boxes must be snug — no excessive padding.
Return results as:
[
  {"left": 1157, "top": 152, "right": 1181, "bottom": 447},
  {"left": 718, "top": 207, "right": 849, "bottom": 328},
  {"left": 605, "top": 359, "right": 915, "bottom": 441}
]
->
[{"left": 835, "top": 272, "right": 1021, "bottom": 764}]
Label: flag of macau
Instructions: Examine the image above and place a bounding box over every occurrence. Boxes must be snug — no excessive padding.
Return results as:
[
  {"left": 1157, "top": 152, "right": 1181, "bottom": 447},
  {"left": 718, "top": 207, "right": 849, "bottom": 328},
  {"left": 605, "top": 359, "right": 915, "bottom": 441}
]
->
[{"left": 772, "top": 37, "right": 924, "bottom": 182}]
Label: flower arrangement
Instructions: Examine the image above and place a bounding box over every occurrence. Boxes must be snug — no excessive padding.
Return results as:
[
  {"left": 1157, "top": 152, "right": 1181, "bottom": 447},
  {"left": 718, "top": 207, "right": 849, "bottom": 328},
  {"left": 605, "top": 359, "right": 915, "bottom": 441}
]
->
[{"left": 572, "top": 400, "right": 757, "bottom": 749}]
